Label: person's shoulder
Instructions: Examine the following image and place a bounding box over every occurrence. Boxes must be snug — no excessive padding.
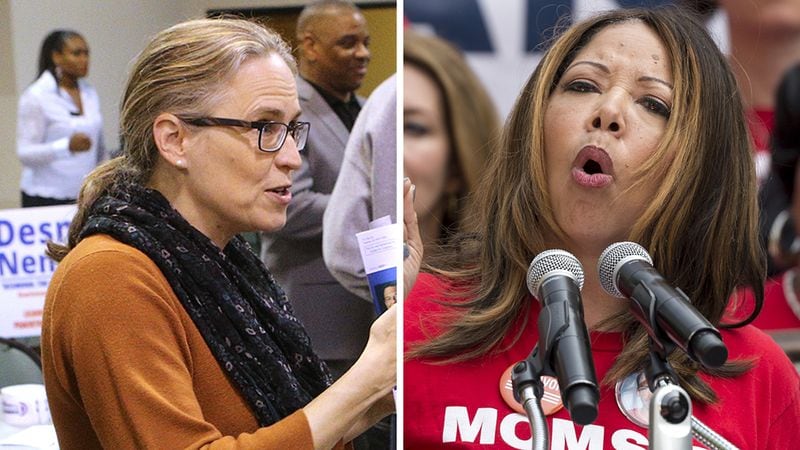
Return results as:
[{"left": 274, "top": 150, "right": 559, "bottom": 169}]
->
[
  {"left": 46, "top": 234, "right": 181, "bottom": 335},
  {"left": 31, "top": 71, "right": 57, "bottom": 91},
  {"left": 60, "top": 234, "right": 155, "bottom": 270},
  {"left": 295, "top": 76, "right": 315, "bottom": 100},
  {"left": 357, "top": 73, "right": 397, "bottom": 109},
  {"left": 721, "top": 325, "right": 799, "bottom": 379},
  {"left": 713, "top": 325, "right": 800, "bottom": 435},
  {"left": 727, "top": 272, "right": 794, "bottom": 327},
  {"left": 49, "top": 234, "right": 170, "bottom": 307},
  {"left": 406, "top": 273, "right": 451, "bottom": 306},
  {"left": 360, "top": 75, "right": 396, "bottom": 124},
  {"left": 20, "top": 72, "right": 55, "bottom": 101},
  {"left": 370, "top": 74, "right": 396, "bottom": 99},
  {"left": 405, "top": 273, "right": 445, "bottom": 346},
  {"left": 722, "top": 324, "right": 779, "bottom": 354}
]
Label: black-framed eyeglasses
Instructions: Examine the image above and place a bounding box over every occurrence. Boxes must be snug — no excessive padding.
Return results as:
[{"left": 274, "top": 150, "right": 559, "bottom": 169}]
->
[{"left": 178, "top": 116, "right": 310, "bottom": 153}]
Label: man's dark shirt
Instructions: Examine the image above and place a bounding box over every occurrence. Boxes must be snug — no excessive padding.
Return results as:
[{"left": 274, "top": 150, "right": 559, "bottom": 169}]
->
[{"left": 305, "top": 78, "right": 362, "bottom": 131}]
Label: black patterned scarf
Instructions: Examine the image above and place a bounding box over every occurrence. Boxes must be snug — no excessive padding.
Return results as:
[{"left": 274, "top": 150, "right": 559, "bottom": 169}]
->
[{"left": 79, "top": 183, "right": 332, "bottom": 426}]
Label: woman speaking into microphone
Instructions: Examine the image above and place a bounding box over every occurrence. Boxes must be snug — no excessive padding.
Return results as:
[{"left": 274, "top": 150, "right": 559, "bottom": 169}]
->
[{"left": 403, "top": 6, "right": 800, "bottom": 449}]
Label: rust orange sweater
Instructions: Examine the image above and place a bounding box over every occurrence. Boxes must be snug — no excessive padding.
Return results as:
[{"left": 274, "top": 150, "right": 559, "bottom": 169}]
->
[{"left": 42, "top": 234, "right": 347, "bottom": 449}]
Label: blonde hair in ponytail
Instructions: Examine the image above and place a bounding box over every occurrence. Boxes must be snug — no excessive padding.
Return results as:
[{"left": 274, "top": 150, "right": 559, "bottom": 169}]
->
[
  {"left": 46, "top": 157, "right": 129, "bottom": 261},
  {"left": 47, "top": 17, "right": 295, "bottom": 261}
]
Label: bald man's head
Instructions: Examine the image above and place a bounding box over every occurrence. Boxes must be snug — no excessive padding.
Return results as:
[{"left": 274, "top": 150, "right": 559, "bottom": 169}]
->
[
  {"left": 296, "top": 1, "right": 361, "bottom": 38},
  {"left": 296, "top": 0, "right": 370, "bottom": 100}
]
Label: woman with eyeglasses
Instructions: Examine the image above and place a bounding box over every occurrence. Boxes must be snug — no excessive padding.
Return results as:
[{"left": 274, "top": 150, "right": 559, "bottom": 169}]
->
[
  {"left": 17, "top": 29, "right": 105, "bottom": 207},
  {"left": 41, "top": 18, "right": 402, "bottom": 450}
]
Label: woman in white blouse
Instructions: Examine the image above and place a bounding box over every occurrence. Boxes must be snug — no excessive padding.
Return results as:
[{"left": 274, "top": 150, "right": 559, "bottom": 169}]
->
[{"left": 17, "top": 29, "right": 105, "bottom": 207}]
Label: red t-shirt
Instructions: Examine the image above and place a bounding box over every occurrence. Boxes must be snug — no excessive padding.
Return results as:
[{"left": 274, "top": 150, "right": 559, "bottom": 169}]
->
[{"left": 404, "top": 273, "right": 800, "bottom": 449}]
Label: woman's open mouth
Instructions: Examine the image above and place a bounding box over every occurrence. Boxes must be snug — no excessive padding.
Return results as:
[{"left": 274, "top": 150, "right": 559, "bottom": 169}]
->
[
  {"left": 572, "top": 146, "right": 614, "bottom": 188},
  {"left": 265, "top": 186, "right": 292, "bottom": 204}
]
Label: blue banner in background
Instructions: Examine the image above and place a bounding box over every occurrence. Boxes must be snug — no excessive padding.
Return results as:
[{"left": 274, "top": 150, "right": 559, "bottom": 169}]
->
[{"left": 0, "top": 205, "right": 75, "bottom": 337}]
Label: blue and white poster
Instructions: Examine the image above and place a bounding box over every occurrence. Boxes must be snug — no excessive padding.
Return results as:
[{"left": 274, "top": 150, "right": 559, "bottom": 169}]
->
[{"left": 0, "top": 205, "right": 75, "bottom": 337}]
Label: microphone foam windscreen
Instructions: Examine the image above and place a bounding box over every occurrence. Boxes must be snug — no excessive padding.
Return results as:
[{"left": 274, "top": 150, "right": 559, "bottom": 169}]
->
[
  {"left": 597, "top": 241, "right": 653, "bottom": 298},
  {"left": 526, "top": 249, "right": 585, "bottom": 297}
]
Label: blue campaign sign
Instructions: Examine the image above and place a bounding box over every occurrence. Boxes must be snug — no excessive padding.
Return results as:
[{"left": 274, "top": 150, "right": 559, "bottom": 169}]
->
[{"left": 0, "top": 205, "right": 75, "bottom": 337}]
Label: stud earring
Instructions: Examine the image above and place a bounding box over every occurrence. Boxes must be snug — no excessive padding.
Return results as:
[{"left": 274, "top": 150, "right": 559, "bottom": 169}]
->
[{"left": 176, "top": 159, "right": 185, "bottom": 168}]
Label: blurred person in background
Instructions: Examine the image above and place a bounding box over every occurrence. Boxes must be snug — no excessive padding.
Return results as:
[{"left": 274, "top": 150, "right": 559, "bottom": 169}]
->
[
  {"left": 323, "top": 74, "right": 396, "bottom": 302},
  {"left": 683, "top": 0, "right": 800, "bottom": 335},
  {"left": 322, "top": 72, "right": 398, "bottom": 450},
  {"left": 720, "top": 0, "right": 800, "bottom": 278},
  {"left": 17, "top": 29, "right": 105, "bottom": 207},
  {"left": 403, "top": 31, "right": 499, "bottom": 258},
  {"left": 734, "top": 62, "right": 800, "bottom": 332},
  {"left": 681, "top": 0, "right": 800, "bottom": 181},
  {"left": 681, "top": 0, "right": 800, "bottom": 276},
  {"left": 260, "top": 0, "right": 374, "bottom": 382},
  {"left": 261, "top": 2, "right": 389, "bottom": 447}
]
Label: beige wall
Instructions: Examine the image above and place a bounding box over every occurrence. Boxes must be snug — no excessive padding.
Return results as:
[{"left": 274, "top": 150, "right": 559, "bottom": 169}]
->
[
  {"left": 359, "top": 6, "right": 397, "bottom": 95},
  {"left": 0, "top": 2, "right": 20, "bottom": 210},
  {"left": 1, "top": 0, "right": 395, "bottom": 209}
]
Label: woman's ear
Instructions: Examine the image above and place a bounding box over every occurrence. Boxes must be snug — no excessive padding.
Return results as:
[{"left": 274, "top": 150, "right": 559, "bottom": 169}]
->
[{"left": 153, "top": 112, "right": 189, "bottom": 169}]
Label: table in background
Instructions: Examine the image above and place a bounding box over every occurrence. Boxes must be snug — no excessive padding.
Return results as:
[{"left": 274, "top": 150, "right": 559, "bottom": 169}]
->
[{"left": 0, "top": 420, "right": 57, "bottom": 449}]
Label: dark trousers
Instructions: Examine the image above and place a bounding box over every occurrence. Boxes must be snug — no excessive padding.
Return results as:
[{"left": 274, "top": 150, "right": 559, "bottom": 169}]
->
[{"left": 21, "top": 192, "right": 75, "bottom": 208}]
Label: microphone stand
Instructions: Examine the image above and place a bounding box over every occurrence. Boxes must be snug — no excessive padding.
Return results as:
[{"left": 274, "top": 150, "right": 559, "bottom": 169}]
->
[
  {"left": 511, "top": 284, "right": 598, "bottom": 450},
  {"left": 643, "top": 341, "right": 693, "bottom": 450},
  {"left": 511, "top": 345, "right": 551, "bottom": 450},
  {"left": 512, "top": 310, "right": 598, "bottom": 450},
  {"left": 513, "top": 343, "right": 740, "bottom": 450},
  {"left": 643, "top": 338, "right": 739, "bottom": 450}
]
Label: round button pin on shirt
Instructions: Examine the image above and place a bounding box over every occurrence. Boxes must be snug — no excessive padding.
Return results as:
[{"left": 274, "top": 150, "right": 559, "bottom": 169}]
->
[
  {"left": 614, "top": 371, "right": 652, "bottom": 428},
  {"left": 499, "top": 363, "right": 564, "bottom": 416}
]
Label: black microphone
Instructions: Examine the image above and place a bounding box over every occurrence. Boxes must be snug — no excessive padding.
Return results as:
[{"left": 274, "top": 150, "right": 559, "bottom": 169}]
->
[
  {"left": 598, "top": 241, "right": 727, "bottom": 368},
  {"left": 527, "top": 250, "right": 599, "bottom": 425}
]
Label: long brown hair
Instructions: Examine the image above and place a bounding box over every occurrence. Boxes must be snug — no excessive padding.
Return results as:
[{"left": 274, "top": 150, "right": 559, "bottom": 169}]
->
[
  {"left": 408, "top": 7, "right": 764, "bottom": 404},
  {"left": 403, "top": 30, "right": 500, "bottom": 235},
  {"left": 47, "top": 18, "right": 295, "bottom": 262}
]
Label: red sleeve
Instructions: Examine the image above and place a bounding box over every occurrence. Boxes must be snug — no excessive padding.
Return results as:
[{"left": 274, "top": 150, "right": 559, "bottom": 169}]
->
[{"left": 696, "top": 326, "right": 800, "bottom": 448}]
